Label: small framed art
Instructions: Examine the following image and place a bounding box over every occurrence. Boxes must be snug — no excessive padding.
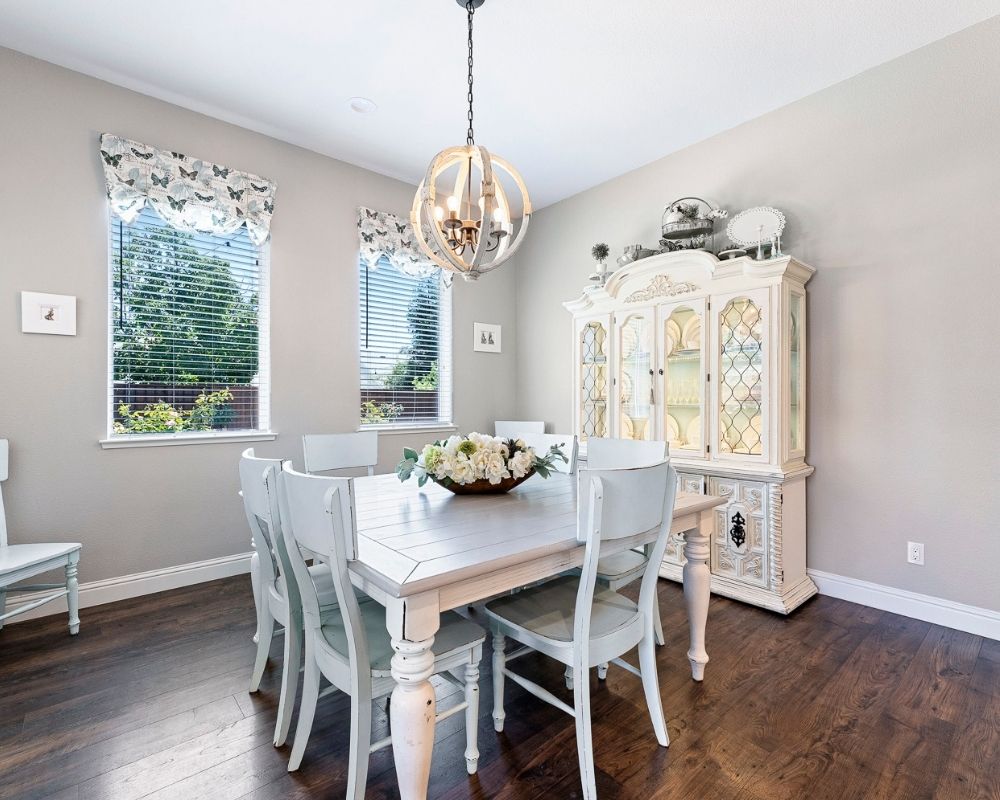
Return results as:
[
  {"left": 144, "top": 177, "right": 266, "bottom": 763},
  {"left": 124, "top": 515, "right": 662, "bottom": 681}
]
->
[
  {"left": 473, "top": 322, "right": 501, "bottom": 353},
  {"left": 21, "top": 292, "right": 77, "bottom": 336}
]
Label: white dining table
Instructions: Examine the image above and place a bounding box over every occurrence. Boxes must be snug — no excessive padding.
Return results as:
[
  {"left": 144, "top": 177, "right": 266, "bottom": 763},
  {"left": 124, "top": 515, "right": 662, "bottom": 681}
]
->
[{"left": 346, "top": 472, "right": 724, "bottom": 800}]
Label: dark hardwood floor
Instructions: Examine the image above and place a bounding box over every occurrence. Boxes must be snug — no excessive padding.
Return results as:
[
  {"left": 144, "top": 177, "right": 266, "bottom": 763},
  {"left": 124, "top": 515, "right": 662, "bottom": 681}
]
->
[{"left": 0, "top": 576, "right": 996, "bottom": 800}]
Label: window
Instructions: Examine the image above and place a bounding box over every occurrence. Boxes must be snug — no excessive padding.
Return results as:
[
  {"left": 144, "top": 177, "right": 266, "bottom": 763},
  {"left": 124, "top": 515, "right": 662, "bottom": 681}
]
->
[
  {"left": 359, "top": 259, "right": 452, "bottom": 427},
  {"left": 108, "top": 206, "right": 270, "bottom": 438}
]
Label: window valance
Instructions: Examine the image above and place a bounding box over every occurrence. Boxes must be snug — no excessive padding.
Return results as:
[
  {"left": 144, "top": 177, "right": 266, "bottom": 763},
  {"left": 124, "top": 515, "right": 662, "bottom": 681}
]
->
[
  {"left": 100, "top": 133, "right": 277, "bottom": 246},
  {"left": 357, "top": 206, "right": 442, "bottom": 279}
]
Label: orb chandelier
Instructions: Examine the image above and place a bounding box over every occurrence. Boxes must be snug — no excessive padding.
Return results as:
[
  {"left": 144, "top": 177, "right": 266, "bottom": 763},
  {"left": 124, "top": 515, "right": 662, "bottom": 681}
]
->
[{"left": 411, "top": 0, "right": 532, "bottom": 281}]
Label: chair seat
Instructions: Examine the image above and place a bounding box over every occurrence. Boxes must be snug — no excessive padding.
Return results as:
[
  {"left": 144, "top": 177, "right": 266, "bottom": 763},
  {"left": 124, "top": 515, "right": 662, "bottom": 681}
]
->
[
  {"left": 320, "top": 607, "right": 486, "bottom": 676},
  {"left": 485, "top": 576, "right": 638, "bottom": 644},
  {"left": 594, "top": 549, "right": 647, "bottom": 583},
  {"left": 0, "top": 542, "right": 81, "bottom": 576}
]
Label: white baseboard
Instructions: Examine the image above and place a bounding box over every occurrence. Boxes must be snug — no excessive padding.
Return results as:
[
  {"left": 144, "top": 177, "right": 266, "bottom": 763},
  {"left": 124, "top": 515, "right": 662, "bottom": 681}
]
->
[
  {"left": 5, "top": 551, "right": 253, "bottom": 624},
  {"left": 808, "top": 569, "right": 999, "bottom": 641}
]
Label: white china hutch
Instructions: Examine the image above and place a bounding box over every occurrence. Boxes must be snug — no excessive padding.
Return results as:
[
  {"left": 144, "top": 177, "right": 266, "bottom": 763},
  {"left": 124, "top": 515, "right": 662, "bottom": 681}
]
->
[{"left": 564, "top": 250, "right": 816, "bottom": 613}]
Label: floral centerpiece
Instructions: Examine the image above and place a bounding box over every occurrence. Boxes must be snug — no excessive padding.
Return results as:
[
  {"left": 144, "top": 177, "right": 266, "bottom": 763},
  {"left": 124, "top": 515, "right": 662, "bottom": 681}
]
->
[{"left": 396, "top": 433, "right": 567, "bottom": 495}]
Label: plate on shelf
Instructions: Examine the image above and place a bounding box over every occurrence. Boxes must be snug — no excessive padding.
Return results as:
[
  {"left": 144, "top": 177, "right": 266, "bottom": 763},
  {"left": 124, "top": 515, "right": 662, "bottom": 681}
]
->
[
  {"left": 726, "top": 206, "right": 786, "bottom": 249},
  {"left": 666, "top": 414, "right": 682, "bottom": 448},
  {"left": 686, "top": 416, "right": 701, "bottom": 448},
  {"left": 665, "top": 318, "right": 682, "bottom": 350},
  {"left": 681, "top": 315, "right": 701, "bottom": 350}
]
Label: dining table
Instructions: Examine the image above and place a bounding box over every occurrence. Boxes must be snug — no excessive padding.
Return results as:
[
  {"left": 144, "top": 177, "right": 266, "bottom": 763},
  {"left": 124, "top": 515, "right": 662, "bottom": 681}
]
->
[{"left": 346, "top": 471, "right": 724, "bottom": 800}]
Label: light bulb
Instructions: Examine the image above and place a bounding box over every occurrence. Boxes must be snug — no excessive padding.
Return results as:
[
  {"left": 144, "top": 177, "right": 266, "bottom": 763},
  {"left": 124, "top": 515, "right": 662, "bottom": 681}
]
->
[
  {"left": 434, "top": 206, "right": 445, "bottom": 221},
  {"left": 492, "top": 206, "right": 506, "bottom": 223},
  {"left": 446, "top": 195, "right": 459, "bottom": 213}
]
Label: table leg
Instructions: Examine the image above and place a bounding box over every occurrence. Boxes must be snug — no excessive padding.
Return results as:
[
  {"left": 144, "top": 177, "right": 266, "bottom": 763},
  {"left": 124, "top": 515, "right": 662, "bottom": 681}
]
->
[
  {"left": 387, "top": 596, "right": 440, "bottom": 800},
  {"left": 682, "top": 514, "right": 712, "bottom": 681}
]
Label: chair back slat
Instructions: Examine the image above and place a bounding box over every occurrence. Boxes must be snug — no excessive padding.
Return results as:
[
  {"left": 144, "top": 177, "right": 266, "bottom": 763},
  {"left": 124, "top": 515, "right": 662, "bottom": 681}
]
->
[
  {"left": 585, "top": 438, "right": 668, "bottom": 470},
  {"left": 518, "top": 433, "right": 579, "bottom": 475},
  {"left": 277, "top": 463, "right": 369, "bottom": 672},
  {"left": 238, "top": 448, "right": 283, "bottom": 588},
  {"left": 494, "top": 420, "right": 544, "bottom": 439},
  {"left": 303, "top": 432, "right": 378, "bottom": 476}
]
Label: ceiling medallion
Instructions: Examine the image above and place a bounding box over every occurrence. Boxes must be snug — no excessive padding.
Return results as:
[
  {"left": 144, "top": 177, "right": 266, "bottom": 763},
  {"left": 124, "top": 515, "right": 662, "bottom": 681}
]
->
[{"left": 411, "top": 0, "right": 532, "bottom": 281}]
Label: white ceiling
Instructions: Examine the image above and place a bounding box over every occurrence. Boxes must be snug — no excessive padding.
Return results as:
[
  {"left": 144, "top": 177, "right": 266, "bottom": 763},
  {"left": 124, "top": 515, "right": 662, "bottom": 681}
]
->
[{"left": 2, "top": 1, "right": 998, "bottom": 208}]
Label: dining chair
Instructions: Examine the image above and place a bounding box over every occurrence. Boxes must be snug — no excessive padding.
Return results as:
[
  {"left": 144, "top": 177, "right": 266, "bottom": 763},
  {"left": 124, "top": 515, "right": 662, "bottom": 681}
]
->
[
  {"left": 302, "top": 431, "right": 379, "bottom": 476},
  {"left": 0, "top": 438, "right": 81, "bottom": 635},
  {"left": 494, "top": 420, "right": 544, "bottom": 439},
  {"left": 486, "top": 459, "right": 677, "bottom": 800},
  {"left": 277, "top": 462, "right": 487, "bottom": 789},
  {"left": 240, "top": 448, "right": 364, "bottom": 747},
  {"left": 517, "top": 433, "right": 579, "bottom": 475},
  {"left": 588, "top": 438, "right": 670, "bottom": 661}
]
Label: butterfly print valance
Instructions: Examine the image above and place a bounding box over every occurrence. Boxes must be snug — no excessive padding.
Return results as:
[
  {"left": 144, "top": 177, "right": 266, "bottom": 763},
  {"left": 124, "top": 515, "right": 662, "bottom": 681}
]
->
[
  {"left": 357, "top": 206, "right": 444, "bottom": 279},
  {"left": 100, "top": 133, "right": 276, "bottom": 246}
]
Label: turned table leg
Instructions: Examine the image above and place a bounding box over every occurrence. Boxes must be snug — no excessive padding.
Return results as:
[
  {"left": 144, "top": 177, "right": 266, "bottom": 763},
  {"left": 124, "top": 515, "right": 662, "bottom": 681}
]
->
[
  {"left": 682, "top": 515, "right": 711, "bottom": 681},
  {"left": 387, "top": 596, "right": 440, "bottom": 800}
]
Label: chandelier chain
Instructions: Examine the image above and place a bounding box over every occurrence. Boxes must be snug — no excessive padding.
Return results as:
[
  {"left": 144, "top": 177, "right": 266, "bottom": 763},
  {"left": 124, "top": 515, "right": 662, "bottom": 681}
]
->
[{"left": 466, "top": 0, "right": 475, "bottom": 145}]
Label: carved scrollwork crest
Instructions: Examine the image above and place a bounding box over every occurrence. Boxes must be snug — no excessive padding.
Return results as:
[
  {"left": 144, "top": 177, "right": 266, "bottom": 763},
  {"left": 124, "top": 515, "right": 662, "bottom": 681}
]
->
[{"left": 625, "top": 274, "right": 700, "bottom": 303}]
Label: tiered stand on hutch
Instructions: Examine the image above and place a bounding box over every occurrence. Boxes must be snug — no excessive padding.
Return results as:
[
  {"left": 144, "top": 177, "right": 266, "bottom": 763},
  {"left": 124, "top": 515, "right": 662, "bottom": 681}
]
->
[{"left": 565, "top": 250, "right": 816, "bottom": 613}]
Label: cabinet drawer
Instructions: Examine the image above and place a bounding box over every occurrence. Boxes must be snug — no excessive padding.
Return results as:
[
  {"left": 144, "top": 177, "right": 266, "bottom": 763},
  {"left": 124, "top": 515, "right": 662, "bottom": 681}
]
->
[
  {"left": 708, "top": 477, "right": 769, "bottom": 588},
  {"left": 676, "top": 472, "right": 705, "bottom": 495}
]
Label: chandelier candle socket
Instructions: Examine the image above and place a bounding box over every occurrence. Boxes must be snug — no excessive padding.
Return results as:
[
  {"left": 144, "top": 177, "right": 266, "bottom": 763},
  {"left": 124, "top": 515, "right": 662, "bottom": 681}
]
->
[{"left": 411, "top": 0, "right": 532, "bottom": 281}]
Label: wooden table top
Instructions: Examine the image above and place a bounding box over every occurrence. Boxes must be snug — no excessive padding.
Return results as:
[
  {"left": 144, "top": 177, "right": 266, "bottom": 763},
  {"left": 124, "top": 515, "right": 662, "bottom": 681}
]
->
[{"left": 350, "top": 473, "right": 722, "bottom": 599}]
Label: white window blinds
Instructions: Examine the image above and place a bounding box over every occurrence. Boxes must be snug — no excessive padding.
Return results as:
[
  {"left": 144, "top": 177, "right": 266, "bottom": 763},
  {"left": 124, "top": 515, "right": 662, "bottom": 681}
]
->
[
  {"left": 109, "top": 206, "right": 270, "bottom": 437},
  {"left": 359, "top": 259, "right": 452, "bottom": 427}
]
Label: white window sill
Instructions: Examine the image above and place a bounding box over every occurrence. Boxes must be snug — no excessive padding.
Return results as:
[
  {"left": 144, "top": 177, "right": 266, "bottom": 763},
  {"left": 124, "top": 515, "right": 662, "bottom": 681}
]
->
[
  {"left": 358, "top": 423, "right": 457, "bottom": 435},
  {"left": 100, "top": 431, "right": 277, "bottom": 450}
]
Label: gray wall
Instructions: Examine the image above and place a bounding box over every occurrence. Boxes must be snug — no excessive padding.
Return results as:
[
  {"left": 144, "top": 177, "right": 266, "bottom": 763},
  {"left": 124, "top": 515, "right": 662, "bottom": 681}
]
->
[
  {"left": 514, "top": 19, "right": 1000, "bottom": 610},
  {"left": 0, "top": 48, "right": 517, "bottom": 583}
]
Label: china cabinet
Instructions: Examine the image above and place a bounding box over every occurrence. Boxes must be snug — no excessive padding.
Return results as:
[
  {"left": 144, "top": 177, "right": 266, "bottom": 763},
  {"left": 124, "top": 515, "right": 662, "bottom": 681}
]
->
[{"left": 565, "top": 251, "right": 815, "bottom": 613}]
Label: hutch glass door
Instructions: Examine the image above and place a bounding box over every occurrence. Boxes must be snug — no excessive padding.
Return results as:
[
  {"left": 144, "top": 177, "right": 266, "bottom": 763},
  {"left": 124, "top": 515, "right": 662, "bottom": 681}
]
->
[
  {"left": 579, "top": 319, "right": 609, "bottom": 441},
  {"left": 717, "top": 291, "right": 768, "bottom": 459},
  {"left": 617, "top": 309, "right": 654, "bottom": 441},
  {"left": 662, "top": 299, "right": 707, "bottom": 457},
  {"left": 789, "top": 291, "right": 804, "bottom": 455}
]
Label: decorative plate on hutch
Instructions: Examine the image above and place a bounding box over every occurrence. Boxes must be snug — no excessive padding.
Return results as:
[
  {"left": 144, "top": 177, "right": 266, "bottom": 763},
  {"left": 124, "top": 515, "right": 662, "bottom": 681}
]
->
[
  {"left": 726, "top": 206, "right": 786, "bottom": 249},
  {"left": 681, "top": 315, "right": 701, "bottom": 350}
]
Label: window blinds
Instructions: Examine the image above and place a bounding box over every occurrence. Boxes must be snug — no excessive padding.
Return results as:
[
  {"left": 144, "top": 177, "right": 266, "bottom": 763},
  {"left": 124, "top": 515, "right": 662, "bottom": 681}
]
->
[
  {"left": 359, "top": 259, "right": 452, "bottom": 427},
  {"left": 109, "top": 206, "right": 270, "bottom": 436}
]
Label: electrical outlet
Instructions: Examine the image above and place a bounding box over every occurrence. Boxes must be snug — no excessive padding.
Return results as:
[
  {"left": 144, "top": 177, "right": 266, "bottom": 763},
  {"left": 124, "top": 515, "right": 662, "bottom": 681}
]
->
[{"left": 907, "top": 541, "right": 924, "bottom": 565}]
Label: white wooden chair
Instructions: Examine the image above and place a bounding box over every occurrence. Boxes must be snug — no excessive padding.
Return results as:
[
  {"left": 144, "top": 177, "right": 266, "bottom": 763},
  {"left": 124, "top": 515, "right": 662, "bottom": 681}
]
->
[
  {"left": 485, "top": 459, "right": 677, "bottom": 800},
  {"left": 518, "top": 433, "right": 579, "bottom": 475},
  {"left": 0, "top": 439, "right": 81, "bottom": 636},
  {"left": 242, "top": 448, "right": 357, "bottom": 747},
  {"left": 588, "top": 439, "right": 670, "bottom": 661},
  {"left": 302, "top": 431, "right": 378, "bottom": 476},
  {"left": 494, "top": 420, "right": 544, "bottom": 439},
  {"left": 277, "top": 462, "right": 487, "bottom": 789}
]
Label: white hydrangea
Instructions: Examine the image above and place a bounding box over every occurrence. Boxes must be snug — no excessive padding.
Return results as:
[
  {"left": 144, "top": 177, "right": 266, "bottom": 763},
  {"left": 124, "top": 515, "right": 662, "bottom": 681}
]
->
[{"left": 414, "top": 432, "right": 540, "bottom": 486}]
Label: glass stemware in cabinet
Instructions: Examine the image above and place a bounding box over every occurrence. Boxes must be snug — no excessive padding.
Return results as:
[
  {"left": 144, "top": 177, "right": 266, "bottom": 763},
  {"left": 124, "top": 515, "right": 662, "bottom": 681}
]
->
[{"left": 664, "top": 305, "right": 703, "bottom": 453}]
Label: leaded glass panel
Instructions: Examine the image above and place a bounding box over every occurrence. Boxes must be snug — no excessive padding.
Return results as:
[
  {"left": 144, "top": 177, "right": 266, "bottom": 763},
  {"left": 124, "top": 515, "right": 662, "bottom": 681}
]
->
[
  {"left": 719, "top": 298, "right": 763, "bottom": 455},
  {"left": 579, "top": 321, "right": 608, "bottom": 441},
  {"left": 618, "top": 313, "right": 652, "bottom": 441}
]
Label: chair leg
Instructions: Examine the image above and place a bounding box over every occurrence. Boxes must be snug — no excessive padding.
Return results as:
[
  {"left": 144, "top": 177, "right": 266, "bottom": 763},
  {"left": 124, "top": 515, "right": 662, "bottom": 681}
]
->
[
  {"left": 249, "top": 612, "right": 275, "bottom": 693},
  {"left": 288, "top": 642, "right": 321, "bottom": 772},
  {"left": 250, "top": 552, "right": 262, "bottom": 644},
  {"left": 572, "top": 665, "right": 598, "bottom": 800},
  {"left": 463, "top": 661, "right": 480, "bottom": 774},
  {"left": 653, "top": 595, "right": 665, "bottom": 647},
  {"left": 273, "top": 615, "right": 302, "bottom": 746},
  {"left": 597, "top": 663, "right": 608, "bottom": 680},
  {"left": 66, "top": 558, "right": 80, "bottom": 635},
  {"left": 346, "top": 687, "right": 373, "bottom": 799},
  {"left": 638, "top": 632, "right": 669, "bottom": 747},
  {"left": 492, "top": 633, "right": 506, "bottom": 732}
]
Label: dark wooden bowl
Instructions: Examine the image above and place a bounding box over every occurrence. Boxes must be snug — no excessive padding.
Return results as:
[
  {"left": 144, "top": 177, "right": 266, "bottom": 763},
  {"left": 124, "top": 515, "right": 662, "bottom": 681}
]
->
[{"left": 435, "top": 469, "right": 535, "bottom": 495}]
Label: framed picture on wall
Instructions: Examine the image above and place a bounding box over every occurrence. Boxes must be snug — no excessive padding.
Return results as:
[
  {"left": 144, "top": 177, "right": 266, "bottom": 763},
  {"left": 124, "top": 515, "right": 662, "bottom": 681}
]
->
[
  {"left": 20, "top": 291, "right": 77, "bottom": 336},
  {"left": 473, "top": 322, "right": 501, "bottom": 353}
]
